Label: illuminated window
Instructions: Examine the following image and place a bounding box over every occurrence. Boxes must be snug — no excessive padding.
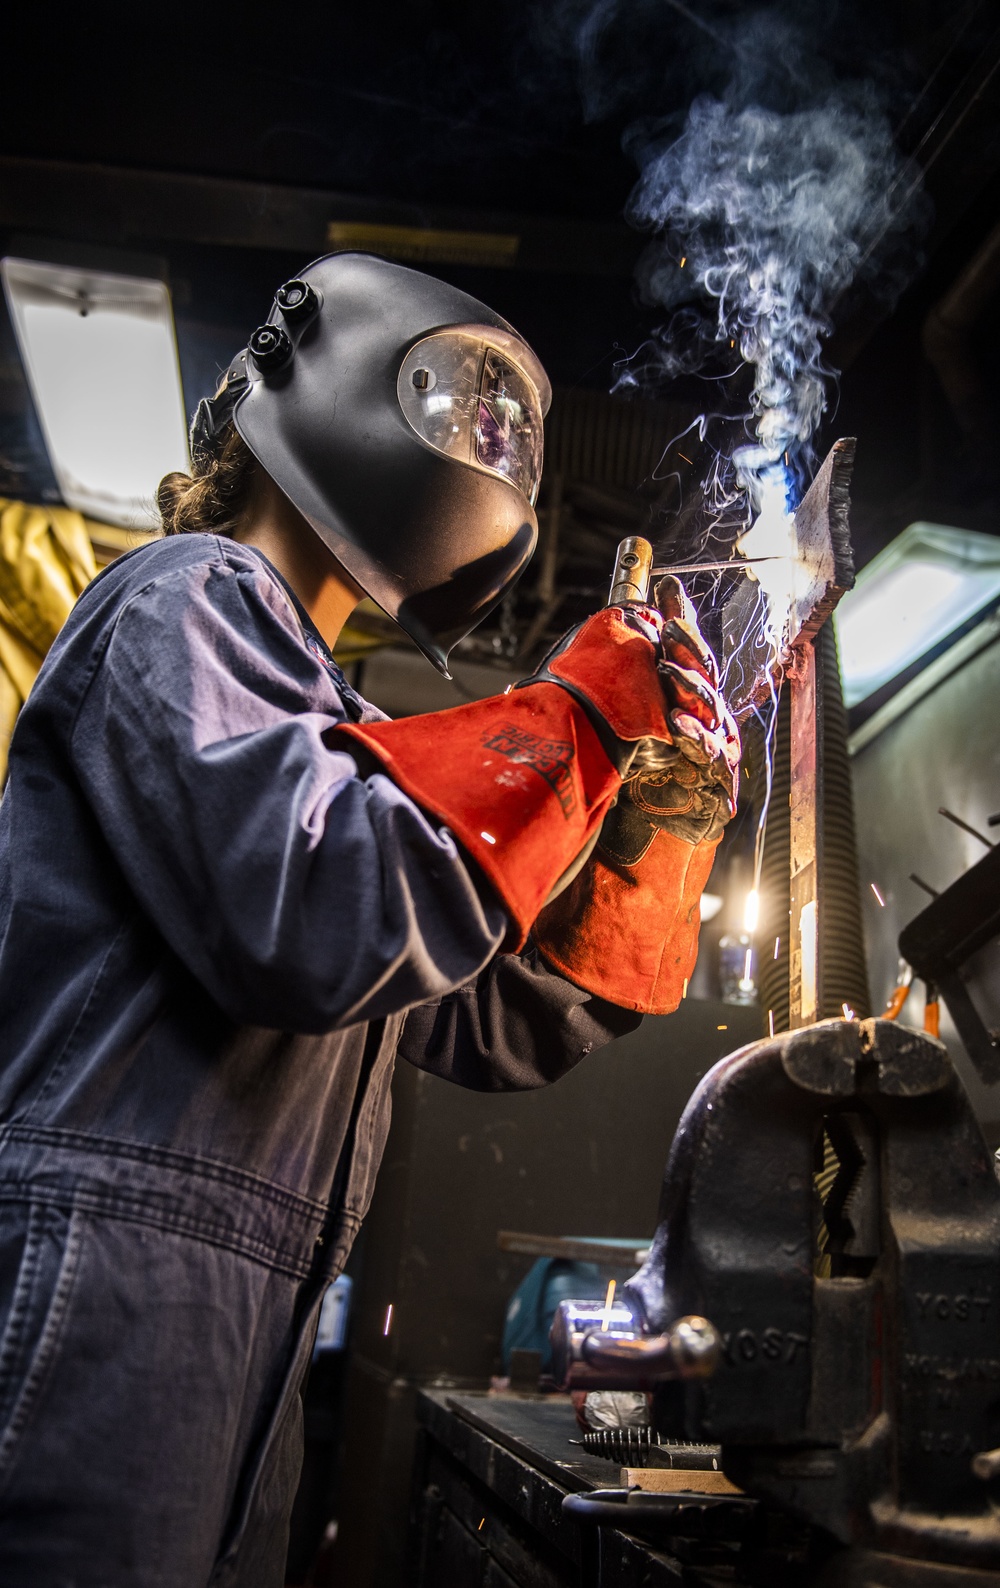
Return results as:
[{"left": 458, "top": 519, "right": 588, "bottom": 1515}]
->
[
  {"left": 835, "top": 523, "right": 1000, "bottom": 708},
  {"left": 1, "top": 256, "right": 189, "bottom": 528}
]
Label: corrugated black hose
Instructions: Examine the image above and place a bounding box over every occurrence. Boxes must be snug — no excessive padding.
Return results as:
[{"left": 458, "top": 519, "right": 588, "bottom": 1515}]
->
[{"left": 750, "top": 620, "right": 871, "bottom": 1034}]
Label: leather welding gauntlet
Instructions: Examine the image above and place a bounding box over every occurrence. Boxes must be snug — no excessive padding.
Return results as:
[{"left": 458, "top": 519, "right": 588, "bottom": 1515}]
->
[
  {"left": 533, "top": 578, "right": 741, "bottom": 1014},
  {"left": 331, "top": 603, "right": 680, "bottom": 946}
]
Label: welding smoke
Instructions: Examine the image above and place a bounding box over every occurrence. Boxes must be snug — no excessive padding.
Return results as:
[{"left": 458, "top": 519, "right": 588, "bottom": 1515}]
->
[
  {"left": 534, "top": 0, "right": 930, "bottom": 528},
  {"left": 626, "top": 79, "right": 926, "bottom": 512}
]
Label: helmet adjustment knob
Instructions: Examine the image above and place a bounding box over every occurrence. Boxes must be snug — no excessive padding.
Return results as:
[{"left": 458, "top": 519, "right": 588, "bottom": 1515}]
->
[
  {"left": 276, "top": 279, "right": 319, "bottom": 323},
  {"left": 248, "top": 324, "right": 293, "bottom": 373}
]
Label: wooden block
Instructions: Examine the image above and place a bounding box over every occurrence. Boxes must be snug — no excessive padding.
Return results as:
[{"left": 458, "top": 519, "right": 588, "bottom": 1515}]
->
[{"left": 621, "top": 1467, "right": 742, "bottom": 1495}]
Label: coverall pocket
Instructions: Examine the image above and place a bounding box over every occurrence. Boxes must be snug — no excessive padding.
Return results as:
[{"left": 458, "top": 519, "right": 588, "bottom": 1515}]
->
[
  {"left": 208, "top": 1287, "right": 324, "bottom": 1588},
  {"left": 0, "top": 1200, "right": 82, "bottom": 1491}
]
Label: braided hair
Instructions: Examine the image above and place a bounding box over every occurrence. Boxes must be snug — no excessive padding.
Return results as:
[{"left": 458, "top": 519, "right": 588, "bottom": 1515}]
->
[{"left": 157, "top": 373, "right": 258, "bottom": 537}]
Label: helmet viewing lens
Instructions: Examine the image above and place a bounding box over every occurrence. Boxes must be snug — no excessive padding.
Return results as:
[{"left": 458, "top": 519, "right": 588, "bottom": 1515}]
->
[{"left": 397, "top": 329, "right": 546, "bottom": 505}]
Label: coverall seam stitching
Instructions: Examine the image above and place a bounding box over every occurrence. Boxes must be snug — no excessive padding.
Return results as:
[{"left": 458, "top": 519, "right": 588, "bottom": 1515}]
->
[
  {"left": 0, "top": 1184, "right": 342, "bottom": 1280},
  {"left": 0, "top": 1205, "right": 85, "bottom": 1498},
  {"left": 0, "top": 1125, "right": 330, "bottom": 1220},
  {"left": 22, "top": 921, "right": 132, "bottom": 1121},
  {"left": 0, "top": 1203, "right": 48, "bottom": 1434},
  {"left": 223, "top": 546, "right": 368, "bottom": 713},
  {"left": 64, "top": 542, "right": 235, "bottom": 748},
  {"left": 652, "top": 839, "right": 694, "bottom": 994},
  {"left": 64, "top": 542, "right": 320, "bottom": 771},
  {"left": 218, "top": 543, "right": 309, "bottom": 649}
]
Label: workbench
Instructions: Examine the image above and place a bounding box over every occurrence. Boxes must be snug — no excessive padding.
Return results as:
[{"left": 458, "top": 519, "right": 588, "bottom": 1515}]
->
[
  {"left": 410, "top": 1389, "right": 811, "bottom": 1586},
  {"left": 411, "top": 1389, "right": 676, "bottom": 1585}
]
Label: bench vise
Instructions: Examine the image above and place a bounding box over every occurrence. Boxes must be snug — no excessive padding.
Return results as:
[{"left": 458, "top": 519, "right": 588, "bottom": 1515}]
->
[{"left": 552, "top": 1017, "right": 1000, "bottom": 1583}]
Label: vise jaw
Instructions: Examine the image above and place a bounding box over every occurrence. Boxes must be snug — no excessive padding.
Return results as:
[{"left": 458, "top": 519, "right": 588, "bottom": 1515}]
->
[{"left": 582, "top": 1018, "right": 1000, "bottom": 1576}]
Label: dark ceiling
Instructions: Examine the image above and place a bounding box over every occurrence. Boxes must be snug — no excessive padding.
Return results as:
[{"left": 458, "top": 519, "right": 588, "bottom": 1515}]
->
[{"left": 1, "top": 0, "right": 999, "bottom": 649}]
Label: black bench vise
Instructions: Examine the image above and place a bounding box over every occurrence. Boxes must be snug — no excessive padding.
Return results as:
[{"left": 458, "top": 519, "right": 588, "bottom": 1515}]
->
[{"left": 552, "top": 1017, "right": 1000, "bottom": 1584}]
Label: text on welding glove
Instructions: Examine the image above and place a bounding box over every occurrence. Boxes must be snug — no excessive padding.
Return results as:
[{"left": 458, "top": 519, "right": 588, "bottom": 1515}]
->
[{"left": 329, "top": 603, "right": 679, "bottom": 947}]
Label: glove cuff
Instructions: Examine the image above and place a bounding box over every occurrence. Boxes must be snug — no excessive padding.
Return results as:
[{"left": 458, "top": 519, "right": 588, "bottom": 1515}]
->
[
  {"left": 332, "top": 683, "right": 621, "bottom": 945},
  {"left": 519, "top": 606, "right": 672, "bottom": 755},
  {"left": 534, "top": 829, "right": 720, "bottom": 1015}
]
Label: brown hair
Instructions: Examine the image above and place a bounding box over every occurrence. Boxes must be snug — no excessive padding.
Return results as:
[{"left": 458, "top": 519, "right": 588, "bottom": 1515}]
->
[{"left": 156, "top": 421, "right": 257, "bottom": 537}]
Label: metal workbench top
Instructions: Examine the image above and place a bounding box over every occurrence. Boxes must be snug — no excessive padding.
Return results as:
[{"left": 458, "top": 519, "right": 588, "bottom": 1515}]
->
[
  {"left": 421, "top": 1388, "right": 615, "bottom": 1492},
  {"left": 414, "top": 1388, "right": 689, "bottom": 1585}
]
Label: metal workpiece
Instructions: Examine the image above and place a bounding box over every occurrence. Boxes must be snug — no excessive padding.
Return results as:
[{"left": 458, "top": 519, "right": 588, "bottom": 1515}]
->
[
  {"left": 574, "top": 1422, "right": 723, "bottom": 1467},
  {"left": 572, "top": 1425, "right": 722, "bottom": 1469},
  {"left": 720, "top": 437, "right": 856, "bottom": 723},
  {"left": 608, "top": 535, "right": 653, "bottom": 607},
  {"left": 583, "top": 1016, "right": 1000, "bottom": 1575},
  {"left": 550, "top": 1299, "right": 719, "bottom": 1392},
  {"left": 572, "top": 1424, "right": 660, "bottom": 1466}
]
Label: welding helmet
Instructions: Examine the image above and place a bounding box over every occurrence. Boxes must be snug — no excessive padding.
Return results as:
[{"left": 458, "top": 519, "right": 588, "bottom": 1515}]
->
[{"left": 191, "top": 252, "right": 551, "bottom": 674}]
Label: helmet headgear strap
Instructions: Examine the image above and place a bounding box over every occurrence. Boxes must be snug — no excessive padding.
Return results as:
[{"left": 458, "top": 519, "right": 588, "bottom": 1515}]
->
[{"left": 189, "top": 350, "right": 251, "bottom": 462}]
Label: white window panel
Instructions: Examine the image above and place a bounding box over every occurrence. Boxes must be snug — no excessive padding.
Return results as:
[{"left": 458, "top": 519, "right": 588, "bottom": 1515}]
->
[
  {"left": 2, "top": 256, "right": 189, "bottom": 528},
  {"left": 835, "top": 522, "right": 1000, "bottom": 708}
]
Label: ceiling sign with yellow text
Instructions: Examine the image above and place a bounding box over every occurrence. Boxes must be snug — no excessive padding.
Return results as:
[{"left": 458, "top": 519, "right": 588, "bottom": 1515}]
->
[{"left": 326, "top": 221, "right": 520, "bottom": 269}]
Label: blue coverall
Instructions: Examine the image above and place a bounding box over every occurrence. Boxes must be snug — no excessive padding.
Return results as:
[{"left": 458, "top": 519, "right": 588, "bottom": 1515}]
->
[{"left": 0, "top": 534, "right": 636, "bottom": 1586}]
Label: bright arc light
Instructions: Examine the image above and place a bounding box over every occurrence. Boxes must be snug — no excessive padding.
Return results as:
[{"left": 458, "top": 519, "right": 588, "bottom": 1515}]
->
[
  {"left": 600, "top": 1279, "right": 617, "bottom": 1331},
  {"left": 735, "top": 464, "right": 798, "bottom": 650},
  {"left": 834, "top": 523, "right": 1000, "bottom": 707},
  {"left": 2, "top": 256, "right": 189, "bottom": 528},
  {"left": 743, "top": 888, "right": 760, "bottom": 934}
]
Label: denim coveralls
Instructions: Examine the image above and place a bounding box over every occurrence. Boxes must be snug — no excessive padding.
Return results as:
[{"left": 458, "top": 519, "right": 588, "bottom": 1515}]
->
[{"left": 0, "top": 534, "right": 635, "bottom": 1586}]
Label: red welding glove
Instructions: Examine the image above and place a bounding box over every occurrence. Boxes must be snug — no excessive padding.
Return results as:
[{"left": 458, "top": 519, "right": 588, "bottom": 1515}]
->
[
  {"left": 533, "top": 578, "right": 741, "bottom": 1014},
  {"left": 332, "top": 603, "right": 680, "bottom": 946}
]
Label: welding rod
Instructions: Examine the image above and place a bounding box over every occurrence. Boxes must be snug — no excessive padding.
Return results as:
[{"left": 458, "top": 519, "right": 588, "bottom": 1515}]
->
[
  {"left": 609, "top": 542, "right": 783, "bottom": 605},
  {"left": 651, "top": 557, "right": 783, "bottom": 575}
]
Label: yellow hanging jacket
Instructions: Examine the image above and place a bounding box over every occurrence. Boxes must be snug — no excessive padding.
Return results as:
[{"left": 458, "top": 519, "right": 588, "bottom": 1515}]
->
[{"left": 0, "top": 499, "right": 97, "bottom": 782}]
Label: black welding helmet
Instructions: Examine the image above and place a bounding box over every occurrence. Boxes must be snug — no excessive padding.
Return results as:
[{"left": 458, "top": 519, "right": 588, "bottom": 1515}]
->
[{"left": 193, "top": 252, "right": 551, "bottom": 675}]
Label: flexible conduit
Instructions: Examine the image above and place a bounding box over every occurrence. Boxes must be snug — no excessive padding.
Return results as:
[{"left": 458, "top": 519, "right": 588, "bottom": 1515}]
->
[{"left": 755, "top": 620, "right": 871, "bottom": 1033}]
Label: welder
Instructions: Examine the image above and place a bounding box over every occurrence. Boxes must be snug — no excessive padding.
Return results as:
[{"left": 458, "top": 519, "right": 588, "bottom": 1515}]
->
[{"left": 0, "top": 252, "right": 738, "bottom": 1586}]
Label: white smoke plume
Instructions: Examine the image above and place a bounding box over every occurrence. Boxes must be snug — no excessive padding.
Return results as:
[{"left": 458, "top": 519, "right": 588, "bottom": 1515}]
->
[
  {"left": 531, "top": 0, "right": 930, "bottom": 537},
  {"left": 625, "top": 77, "right": 927, "bottom": 524}
]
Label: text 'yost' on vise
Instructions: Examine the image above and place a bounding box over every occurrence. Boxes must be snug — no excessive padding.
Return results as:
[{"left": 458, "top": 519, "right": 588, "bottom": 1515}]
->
[{"left": 551, "top": 456, "right": 1000, "bottom": 1588}]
